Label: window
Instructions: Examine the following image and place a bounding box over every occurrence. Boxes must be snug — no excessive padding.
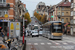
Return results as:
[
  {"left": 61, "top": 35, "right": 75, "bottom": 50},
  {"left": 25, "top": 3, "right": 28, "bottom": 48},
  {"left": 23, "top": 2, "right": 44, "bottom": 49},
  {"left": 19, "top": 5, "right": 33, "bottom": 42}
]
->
[
  {"left": 62, "top": 7, "right": 64, "bottom": 10},
  {"left": 66, "top": 12, "right": 68, "bottom": 13},
  {"left": 3, "top": 0, "right": 5, "bottom": 3},
  {"left": 58, "top": 7, "right": 60, "bottom": 10},
  {"left": 73, "top": 28, "right": 75, "bottom": 32},
  {"left": 74, "top": 3, "right": 75, "bottom": 7},
  {"left": 74, "top": 11, "right": 75, "bottom": 16},
  {"left": 0, "top": 0, "right": 2, "bottom": 3},
  {"left": 0, "top": 11, "right": 2, "bottom": 17},
  {"left": 62, "top": 12, "right": 64, "bottom": 16},
  {"left": 66, "top": 18, "right": 68, "bottom": 22},
  {"left": 0, "top": 10, "right": 8, "bottom": 17},
  {"left": 62, "top": 18, "right": 64, "bottom": 23},
  {"left": 74, "top": 20, "right": 75, "bottom": 24},
  {"left": 71, "top": 20, "right": 73, "bottom": 24},
  {"left": 71, "top": 3, "right": 73, "bottom": 8},
  {"left": 71, "top": 11, "right": 73, "bottom": 16},
  {"left": 58, "top": 12, "right": 60, "bottom": 15},
  {"left": 0, "top": 0, "right": 6, "bottom": 3}
]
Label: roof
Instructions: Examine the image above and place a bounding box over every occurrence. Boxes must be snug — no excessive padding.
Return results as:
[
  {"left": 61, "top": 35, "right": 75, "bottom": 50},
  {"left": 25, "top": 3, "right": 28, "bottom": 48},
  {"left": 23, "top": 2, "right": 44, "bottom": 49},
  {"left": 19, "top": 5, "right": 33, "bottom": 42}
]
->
[{"left": 58, "top": 2, "right": 71, "bottom": 7}]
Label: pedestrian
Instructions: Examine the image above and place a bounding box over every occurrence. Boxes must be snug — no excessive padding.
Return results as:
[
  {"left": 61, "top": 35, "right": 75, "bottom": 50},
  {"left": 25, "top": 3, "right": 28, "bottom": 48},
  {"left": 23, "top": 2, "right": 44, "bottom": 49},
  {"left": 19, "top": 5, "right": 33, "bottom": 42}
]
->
[{"left": 1, "top": 29, "right": 5, "bottom": 41}]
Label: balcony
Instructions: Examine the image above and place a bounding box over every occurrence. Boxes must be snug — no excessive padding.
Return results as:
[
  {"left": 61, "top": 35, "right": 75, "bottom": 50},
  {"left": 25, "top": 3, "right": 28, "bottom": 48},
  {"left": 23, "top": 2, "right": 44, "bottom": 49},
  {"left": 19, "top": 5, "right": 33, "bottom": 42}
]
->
[{"left": 0, "top": 3, "right": 10, "bottom": 9}]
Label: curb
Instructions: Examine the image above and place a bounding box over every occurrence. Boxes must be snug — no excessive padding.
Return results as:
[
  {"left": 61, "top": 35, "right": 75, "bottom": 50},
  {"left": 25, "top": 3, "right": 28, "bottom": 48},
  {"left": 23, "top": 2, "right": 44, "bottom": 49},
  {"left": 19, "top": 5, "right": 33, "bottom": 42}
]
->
[{"left": 22, "top": 40, "right": 26, "bottom": 50}]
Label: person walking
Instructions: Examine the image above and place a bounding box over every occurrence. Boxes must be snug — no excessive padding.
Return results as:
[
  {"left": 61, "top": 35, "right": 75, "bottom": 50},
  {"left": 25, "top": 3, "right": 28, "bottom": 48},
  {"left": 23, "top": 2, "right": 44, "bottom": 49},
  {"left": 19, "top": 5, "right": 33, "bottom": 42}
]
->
[{"left": 1, "top": 29, "right": 5, "bottom": 41}]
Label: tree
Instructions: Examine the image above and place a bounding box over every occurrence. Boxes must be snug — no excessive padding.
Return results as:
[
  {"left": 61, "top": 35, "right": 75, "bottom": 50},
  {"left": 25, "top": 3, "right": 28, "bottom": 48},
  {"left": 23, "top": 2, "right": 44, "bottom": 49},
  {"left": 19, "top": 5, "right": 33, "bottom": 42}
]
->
[
  {"left": 24, "top": 12, "right": 31, "bottom": 28},
  {"left": 41, "top": 14, "right": 47, "bottom": 24}
]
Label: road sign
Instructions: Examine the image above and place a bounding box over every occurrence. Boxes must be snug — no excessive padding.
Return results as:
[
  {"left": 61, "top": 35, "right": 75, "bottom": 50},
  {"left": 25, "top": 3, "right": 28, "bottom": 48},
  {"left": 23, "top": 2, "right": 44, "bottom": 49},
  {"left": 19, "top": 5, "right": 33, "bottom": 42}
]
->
[
  {"left": 4, "top": 14, "right": 8, "bottom": 18},
  {"left": 10, "top": 23, "right": 14, "bottom": 30},
  {"left": 16, "top": 23, "right": 20, "bottom": 30}
]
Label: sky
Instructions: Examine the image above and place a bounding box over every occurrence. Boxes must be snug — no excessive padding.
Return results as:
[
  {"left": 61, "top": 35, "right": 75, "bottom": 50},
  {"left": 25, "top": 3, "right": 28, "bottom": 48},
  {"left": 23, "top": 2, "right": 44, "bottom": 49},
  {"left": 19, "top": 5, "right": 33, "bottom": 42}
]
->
[{"left": 21, "top": 0, "right": 71, "bottom": 17}]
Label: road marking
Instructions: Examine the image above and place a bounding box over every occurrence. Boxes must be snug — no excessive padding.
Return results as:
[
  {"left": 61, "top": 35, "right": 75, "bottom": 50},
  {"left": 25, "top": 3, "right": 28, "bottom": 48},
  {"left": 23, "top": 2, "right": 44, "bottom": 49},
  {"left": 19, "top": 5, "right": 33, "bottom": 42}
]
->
[
  {"left": 55, "top": 43, "right": 60, "bottom": 45},
  {"left": 34, "top": 43, "right": 38, "bottom": 45},
  {"left": 63, "top": 43, "right": 67, "bottom": 45},
  {"left": 47, "top": 43, "right": 51, "bottom": 45},
  {"left": 41, "top": 43, "right": 45, "bottom": 45},
  {"left": 27, "top": 43, "right": 31, "bottom": 45}
]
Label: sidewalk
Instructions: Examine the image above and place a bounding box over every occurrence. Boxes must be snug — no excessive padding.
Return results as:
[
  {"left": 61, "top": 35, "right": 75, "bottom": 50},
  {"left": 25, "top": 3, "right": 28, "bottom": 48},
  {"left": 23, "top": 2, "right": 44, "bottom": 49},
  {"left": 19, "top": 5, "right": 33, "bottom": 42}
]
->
[{"left": 26, "top": 45, "right": 31, "bottom": 50}]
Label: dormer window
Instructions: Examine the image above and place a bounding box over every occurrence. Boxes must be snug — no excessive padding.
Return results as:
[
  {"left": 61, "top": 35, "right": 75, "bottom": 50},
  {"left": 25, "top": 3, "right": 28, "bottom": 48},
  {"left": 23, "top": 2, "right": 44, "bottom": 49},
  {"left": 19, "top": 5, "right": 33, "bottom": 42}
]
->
[
  {"left": 0, "top": 0, "right": 6, "bottom": 3},
  {"left": 64, "top": 2, "right": 66, "bottom": 4}
]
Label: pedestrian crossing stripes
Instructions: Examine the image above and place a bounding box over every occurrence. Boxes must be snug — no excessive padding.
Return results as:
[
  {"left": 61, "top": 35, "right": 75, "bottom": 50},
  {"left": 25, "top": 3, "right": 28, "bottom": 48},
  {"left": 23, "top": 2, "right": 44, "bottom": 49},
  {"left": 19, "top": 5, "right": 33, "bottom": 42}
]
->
[
  {"left": 63, "top": 43, "right": 67, "bottom": 45},
  {"left": 27, "top": 42, "right": 75, "bottom": 46},
  {"left": 34, "top": 43, "right": 38, "bottom": 45},
  {"left": 27, "top": 43, "right": 31, "bottom": 45},
  {"left": 41, "top": 43, "right": 45, "bottom": 45},
  {"left": 55, "top": 43, "right": 60, "bottom": 45},
  {"left": 47, "top": 43, "right": 51, "bottom": 45}
]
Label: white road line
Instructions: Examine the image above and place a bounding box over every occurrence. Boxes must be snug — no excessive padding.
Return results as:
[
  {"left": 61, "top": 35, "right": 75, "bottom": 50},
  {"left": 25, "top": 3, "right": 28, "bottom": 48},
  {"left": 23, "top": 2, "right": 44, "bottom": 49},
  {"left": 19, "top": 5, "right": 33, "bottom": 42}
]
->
[
  {"left": 41, "top": 43, "right": 45, "bottom": 45},
  {"left": 34, "top": 43, "right": 38, "bottom": 45},
  {"left": 27, "top": 43, "right": 31, "bottom": 45},
  {"left": 47, "top": 43, "right": 51, "bottom": 45},
  {"left": 55, "top": 43, "right": 60, "bottom": 45},
  {"left": 63, "top": 43, "right": 68, "bottom": 45}
]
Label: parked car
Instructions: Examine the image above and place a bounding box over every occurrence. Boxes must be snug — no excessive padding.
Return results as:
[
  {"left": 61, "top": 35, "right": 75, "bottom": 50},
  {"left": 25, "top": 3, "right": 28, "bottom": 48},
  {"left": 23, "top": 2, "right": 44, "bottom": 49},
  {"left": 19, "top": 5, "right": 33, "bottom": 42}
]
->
[{"left": 39, "top": 31, "right": 43, "bottom": 36}]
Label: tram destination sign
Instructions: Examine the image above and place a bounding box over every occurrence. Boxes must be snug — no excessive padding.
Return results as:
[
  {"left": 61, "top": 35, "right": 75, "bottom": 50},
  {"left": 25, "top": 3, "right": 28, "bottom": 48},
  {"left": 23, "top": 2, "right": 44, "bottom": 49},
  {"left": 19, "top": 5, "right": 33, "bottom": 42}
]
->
[{"left": 53, "top": 23, "right": 61, "bottom": 25}]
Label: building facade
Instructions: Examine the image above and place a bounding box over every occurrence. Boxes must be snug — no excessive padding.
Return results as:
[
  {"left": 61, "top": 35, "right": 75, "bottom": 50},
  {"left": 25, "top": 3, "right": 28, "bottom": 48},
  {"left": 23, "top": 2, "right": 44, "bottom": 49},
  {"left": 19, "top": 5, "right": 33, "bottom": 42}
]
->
[
  {"left": 57, "top": 0, "right": 71, "bottom": 23},
  {"left": 70, "top": 0, "right": 75, "bottom": 35},
  {"left": 0, "top": 0, "right": 26, "bottom": 36}
]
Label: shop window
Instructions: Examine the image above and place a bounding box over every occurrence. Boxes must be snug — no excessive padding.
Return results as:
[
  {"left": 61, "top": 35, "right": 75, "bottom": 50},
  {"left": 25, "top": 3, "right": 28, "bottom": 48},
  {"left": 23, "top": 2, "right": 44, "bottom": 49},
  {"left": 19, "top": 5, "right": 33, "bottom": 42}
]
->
[
  {"left": 0, "top": 22, "right": 2, "bottom": 26},
  {"left": 4, "top": 22, "right": 7, "bottom": 26}
]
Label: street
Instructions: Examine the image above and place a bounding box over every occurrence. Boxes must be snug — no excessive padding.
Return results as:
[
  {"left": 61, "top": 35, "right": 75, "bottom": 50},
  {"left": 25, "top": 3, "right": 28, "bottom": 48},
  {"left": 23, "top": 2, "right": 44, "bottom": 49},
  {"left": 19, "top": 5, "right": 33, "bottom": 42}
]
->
[{"left": 26, "top": 35, "right": 75, "bottom": 50}]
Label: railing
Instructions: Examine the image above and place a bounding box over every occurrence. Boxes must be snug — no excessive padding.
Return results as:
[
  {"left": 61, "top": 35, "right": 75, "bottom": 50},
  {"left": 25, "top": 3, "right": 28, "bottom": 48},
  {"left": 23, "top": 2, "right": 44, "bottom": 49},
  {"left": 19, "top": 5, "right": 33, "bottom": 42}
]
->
[{"left": 0, "top": 3, "right": 10, "bottom": 7}]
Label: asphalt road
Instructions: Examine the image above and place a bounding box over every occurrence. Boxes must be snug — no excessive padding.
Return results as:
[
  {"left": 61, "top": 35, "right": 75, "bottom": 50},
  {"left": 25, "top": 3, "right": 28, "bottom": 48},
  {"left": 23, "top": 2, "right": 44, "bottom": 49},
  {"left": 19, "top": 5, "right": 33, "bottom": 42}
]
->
[{"left": 26, "top": 35, "right": 75, "bottom": 50}]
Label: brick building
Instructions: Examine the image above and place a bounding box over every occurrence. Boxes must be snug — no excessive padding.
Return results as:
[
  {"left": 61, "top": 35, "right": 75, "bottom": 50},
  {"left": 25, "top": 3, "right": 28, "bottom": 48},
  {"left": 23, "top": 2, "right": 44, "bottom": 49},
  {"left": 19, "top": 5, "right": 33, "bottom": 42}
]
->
[{"left": 0, "top": 0, "right": 26, "bottom": 36}]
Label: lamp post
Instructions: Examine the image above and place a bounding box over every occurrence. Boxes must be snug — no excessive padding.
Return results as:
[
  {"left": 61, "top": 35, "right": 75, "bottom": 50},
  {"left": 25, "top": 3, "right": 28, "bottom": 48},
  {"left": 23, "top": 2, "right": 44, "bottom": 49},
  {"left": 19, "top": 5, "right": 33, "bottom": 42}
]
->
[{"left": 22, "top": 15, "right": 25, "bottom": 44}]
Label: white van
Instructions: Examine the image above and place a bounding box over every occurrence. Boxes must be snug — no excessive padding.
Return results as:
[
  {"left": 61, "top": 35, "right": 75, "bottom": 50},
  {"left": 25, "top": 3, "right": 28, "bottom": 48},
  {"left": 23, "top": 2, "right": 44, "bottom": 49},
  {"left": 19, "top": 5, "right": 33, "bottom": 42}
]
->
[{"left": 32, "top": 31, "right": 39, "bottom": 37}]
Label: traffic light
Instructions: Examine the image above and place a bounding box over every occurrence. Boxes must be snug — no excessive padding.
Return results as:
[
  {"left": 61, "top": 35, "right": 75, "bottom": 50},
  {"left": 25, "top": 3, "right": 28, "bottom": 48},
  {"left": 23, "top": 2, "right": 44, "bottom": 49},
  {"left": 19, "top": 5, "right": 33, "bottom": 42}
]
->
[{"left": 51, "top": 16, "right": 53, "bottom": 18}]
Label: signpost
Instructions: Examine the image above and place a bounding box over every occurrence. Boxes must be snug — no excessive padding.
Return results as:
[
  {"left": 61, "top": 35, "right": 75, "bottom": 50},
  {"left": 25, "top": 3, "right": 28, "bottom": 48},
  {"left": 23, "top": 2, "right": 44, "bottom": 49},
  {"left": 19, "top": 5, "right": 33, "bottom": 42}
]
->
[
  {"left": 10, "top": 22, "right": 14, "bottom": 37},
  {"left": 9, "top": 22, "right": 20, "bottom": 40},
  {"left": 4, "top": 14, "right": 8, "bottom": 18},
  {"left": 16, "top": 22, "right": 20, "bottom": 40}
]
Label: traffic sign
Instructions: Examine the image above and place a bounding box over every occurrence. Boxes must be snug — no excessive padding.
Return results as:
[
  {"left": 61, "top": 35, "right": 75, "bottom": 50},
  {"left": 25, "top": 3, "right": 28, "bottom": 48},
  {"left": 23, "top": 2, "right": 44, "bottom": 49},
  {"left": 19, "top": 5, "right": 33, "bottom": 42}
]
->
[
  {"left": 16, "top": 23, "right": 20, "bottom": 30},
  {"left": 10, "top": 23, "right": 14, "bottom": 30},
  {"left": 51, "top": 16, "right": 53, "bottom": 18},
  {"left": 4, "top": 14, "right": 8, "bottom": 18}
]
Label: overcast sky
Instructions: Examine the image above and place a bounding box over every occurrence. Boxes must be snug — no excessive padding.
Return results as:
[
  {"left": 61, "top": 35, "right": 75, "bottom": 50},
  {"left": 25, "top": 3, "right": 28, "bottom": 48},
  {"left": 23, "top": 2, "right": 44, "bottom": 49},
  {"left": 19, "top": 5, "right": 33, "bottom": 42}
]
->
[{"left": 21, "top": 0, "right": 70, "bottom": 17}]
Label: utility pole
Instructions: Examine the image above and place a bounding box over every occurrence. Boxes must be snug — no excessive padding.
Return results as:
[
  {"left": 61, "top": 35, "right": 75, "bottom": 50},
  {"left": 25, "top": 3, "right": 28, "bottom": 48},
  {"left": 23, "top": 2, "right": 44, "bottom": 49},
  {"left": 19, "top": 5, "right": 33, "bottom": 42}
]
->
[{"left": 23, "top": 15, "right": 25, "bottom": 44}]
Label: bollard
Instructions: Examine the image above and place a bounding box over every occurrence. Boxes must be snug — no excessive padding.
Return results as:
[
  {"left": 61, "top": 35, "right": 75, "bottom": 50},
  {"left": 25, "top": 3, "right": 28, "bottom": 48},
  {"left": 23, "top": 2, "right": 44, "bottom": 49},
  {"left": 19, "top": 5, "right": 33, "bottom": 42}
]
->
[{"left": 22, "top": 40, "right": 26, "bottom": 50}]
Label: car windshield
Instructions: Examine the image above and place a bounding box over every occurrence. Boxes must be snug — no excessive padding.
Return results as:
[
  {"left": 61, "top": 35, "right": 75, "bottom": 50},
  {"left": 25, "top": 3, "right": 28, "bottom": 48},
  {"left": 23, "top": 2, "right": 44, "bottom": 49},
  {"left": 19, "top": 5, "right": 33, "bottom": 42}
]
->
[{"left": 32, "top": 31, "right": 38, "bottom": 33}]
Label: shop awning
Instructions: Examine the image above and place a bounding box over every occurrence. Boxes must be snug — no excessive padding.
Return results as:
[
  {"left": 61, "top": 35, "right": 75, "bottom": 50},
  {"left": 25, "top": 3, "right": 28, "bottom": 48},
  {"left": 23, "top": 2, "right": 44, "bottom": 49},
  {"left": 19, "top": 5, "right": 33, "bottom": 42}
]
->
[{"left": 0, "top": 20, "right": 11, "bottom": 22}]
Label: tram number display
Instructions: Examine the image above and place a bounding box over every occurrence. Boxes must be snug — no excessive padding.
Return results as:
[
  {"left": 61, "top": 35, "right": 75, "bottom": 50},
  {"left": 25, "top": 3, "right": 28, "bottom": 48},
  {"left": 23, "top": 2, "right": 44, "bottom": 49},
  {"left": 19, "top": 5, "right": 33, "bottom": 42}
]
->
[{"left": 53, "top": 23, "right": 61, "bottom": 25}]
